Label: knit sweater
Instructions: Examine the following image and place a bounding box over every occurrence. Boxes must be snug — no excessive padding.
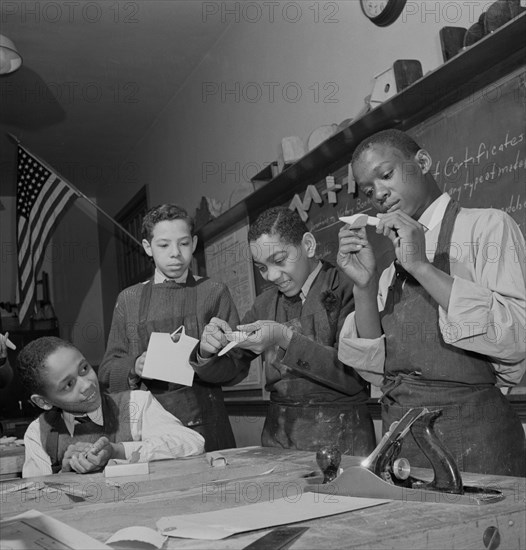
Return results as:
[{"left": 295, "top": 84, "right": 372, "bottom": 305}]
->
[{"left": 98, "top": 277, "right": 249, "bottom": 392}]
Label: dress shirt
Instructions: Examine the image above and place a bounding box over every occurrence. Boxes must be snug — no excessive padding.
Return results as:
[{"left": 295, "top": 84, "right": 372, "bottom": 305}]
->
[
  {"left": 22, "top": 390, "right": 204, "bottom": 478},
  {"left": 63, "top": 407, "right": 103, "bottom": 436},
  {"left": 339, "top": 193, "right": 526, "bottom": 387},
  {"left": 154, "top": 268, "right": 189, "bottom": 284}
]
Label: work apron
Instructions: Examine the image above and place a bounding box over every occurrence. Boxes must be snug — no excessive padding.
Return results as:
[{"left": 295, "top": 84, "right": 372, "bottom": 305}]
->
[
  {"left": 137, "top": 276, "right": 235, "bottom": 451},
  {"left": 262, "top": 401, "right": 375, "bottom": 455},
  {"left": 262, "top": 299, "right": 375, "bottom": 456},
  {"left": 380, "top": 199, "right": 526, "bottom": 476}
]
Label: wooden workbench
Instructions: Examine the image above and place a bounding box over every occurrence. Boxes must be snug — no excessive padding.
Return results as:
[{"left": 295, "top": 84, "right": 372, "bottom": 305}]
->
[
  {"left": 1, "top": 447, "right": 524, "bottom": 549},
  {"left": 0, "top": 444, "right": 25, "bottom": 480}
]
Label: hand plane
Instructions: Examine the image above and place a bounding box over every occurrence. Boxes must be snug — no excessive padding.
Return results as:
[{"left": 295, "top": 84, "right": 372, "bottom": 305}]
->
[{"left": 310, "top": 407, "right": 504, "bottom": 505}]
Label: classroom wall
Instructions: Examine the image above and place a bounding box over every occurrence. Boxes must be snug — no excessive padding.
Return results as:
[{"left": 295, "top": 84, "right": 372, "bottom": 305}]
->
[{"left": 98, "top": 1, "right": 489, "bottom": 214}]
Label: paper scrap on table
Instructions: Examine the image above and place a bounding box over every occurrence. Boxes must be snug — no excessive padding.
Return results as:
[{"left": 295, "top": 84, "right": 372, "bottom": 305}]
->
[
  {"left": 1, "top": 509, "right": 111, "bottom": 549},
  {"left": 106, "top": 526, "right": 166, "bottom": 549},
  {"left": 104, "top": 459, "right": 149, "bottom": 478},
  {"left": 157, "top": 493, "right": 389, "bottom": 540},
  {"left": 206, "top": 451, "right": 228, "bottom": 467},
  {"left": 339, "top": 214, "right": 380, "bottom": 229},
  {"left": 142, "top": 328, "right": 197, "bottom": 386}
]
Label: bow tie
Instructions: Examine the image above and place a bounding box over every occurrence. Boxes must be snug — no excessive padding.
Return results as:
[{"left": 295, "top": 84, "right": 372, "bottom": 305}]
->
[{"left": 74, "top": 415, "right": 91, "bottom": 424}]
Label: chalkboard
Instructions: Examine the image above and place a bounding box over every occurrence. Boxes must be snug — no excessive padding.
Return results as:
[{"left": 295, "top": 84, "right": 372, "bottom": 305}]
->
[{"left": 293, "top": 67, "right": 526, "bottom": 272}]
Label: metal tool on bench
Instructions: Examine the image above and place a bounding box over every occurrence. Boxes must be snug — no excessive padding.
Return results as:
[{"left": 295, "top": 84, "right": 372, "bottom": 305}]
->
[{"left": 312, "top": 407, "right": 504, "bottom": 505}]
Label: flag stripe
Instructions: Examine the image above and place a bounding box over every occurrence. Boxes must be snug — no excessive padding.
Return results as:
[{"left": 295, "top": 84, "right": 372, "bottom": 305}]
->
[
  {"left": 20, "top": 184, "right": 75, "bottom": 284},
  {"left": 18, "top": 175, "right": 70, "bottom": 262},
  {"left": 16, "top": 145, "right": 78, "bottom": 325},
  {"left": 20, "top": 191, "right": 76, "bottom": 291}
]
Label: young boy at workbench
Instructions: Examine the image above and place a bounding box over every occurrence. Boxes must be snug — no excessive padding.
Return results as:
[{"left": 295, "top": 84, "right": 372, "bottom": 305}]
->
[
  {"left": 19, "top": 337, "right": 204, "bottom": 478},
  {"left": 337, "top": 129, "right": 526, "bottom": 476},
  {"left": 98, "top": 204, "right": 248, "bottom": 451},
  {"left": 201, "top": 207, "right": 375, "bottom": 454}
]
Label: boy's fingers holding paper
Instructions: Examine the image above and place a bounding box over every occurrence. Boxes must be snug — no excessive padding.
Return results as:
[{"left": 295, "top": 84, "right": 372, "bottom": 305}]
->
[{"left": 201, "top": 318, "right": 231, "bottom": 356}]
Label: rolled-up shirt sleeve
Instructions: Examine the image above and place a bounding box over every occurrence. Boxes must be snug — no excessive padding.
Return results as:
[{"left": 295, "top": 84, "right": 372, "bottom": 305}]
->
[
  {"left": 123, "top": 391, "right": 204, "bottom": 462},
  {"left": 438, "top": 211, "right": 526, "bottom": 385},
  {"left": 338, "top": 312, "right": 385, "bottom": 387}
]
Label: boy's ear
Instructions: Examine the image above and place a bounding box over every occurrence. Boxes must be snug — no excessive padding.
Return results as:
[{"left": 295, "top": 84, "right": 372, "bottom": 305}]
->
[
  {"left": 142, "top": 239, "right": 153, "bottom": 257},
  {"left": 302, "top": 232, "right": 317, "bottom": 258},
  {"left": 31, "top": 394, "right": 53, "bottom": 411},
  {"left": 415, "top": 149, "right": 432, "bottom": 174},
  {"left": 192, "top": 235, "right": 198, "bottom": 254}
]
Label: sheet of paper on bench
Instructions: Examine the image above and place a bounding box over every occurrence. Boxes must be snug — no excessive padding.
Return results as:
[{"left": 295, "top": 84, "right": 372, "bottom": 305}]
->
[
  {"left": 1, "top": 509, "right": 111, "bottom": 549},
  {"left": 142, "top": 330, "right": 197, "bottom": 386},
  {"left": 157, "top": 493, "right": 389, "bottom": 540}
]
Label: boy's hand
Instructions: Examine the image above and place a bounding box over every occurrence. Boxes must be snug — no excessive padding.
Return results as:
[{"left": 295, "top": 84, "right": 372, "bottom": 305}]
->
[
  {"left": 61, "top": 442, "right": 92, "bottom": 473},
  {"left": 134, "top": 352, "right": 146, "bottom": 377},
  {"left": 376, "top": 211, "right": 428, "bottom": 274},
  {"left": 63, "top": 437, "right": 114, "bottom": 474},
  {"left": 200, "top": 317, "right": 232, "bottom": 357},
  {"left": 337, "top": 226, "right": 377, "bottom": 288},
  {"left": 235, "top": 321, "right": 293, "bottom": 354}
]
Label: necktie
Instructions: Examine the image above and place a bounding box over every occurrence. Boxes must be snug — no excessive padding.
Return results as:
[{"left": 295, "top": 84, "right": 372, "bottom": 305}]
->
[{"left": 74, "top": 415, "right": 91, "bottom": 424}]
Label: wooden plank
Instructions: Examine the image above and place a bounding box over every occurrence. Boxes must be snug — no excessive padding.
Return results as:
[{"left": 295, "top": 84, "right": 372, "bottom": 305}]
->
[{"left": 1, "top": 448, "right": 524, "bottom": 549}]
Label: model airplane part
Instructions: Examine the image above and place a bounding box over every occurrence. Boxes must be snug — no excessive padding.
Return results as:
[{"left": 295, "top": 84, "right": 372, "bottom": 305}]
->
[
  {"left": 339, "top": 214, "right": 380, "bottom": 228},
  {"left": 307, "top": 407, "right": 504, "bottom": 505}
]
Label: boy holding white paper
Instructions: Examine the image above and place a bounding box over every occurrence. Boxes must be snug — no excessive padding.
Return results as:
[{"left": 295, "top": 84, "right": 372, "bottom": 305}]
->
[
  {"left": 18, "top": 337, "right": 204, "bottom": 478},
  {"left": 337, "top": 129, "right": 525, "bottom": 476},
  {"left": 98, "top": 205, "right": 249, "bottom": 451}
]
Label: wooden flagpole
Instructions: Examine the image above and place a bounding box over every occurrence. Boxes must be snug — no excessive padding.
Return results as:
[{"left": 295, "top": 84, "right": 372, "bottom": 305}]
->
[{"left": 7, "top": 133, "right": 143, "bottom": 248}]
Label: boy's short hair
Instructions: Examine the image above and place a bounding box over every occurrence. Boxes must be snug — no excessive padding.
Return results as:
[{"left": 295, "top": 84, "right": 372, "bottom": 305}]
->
[
  {"left": 351, "top": 129, "right": 421, "bottom": 166},
  {"left": 141, "top": 204, "right": 195, "bottom": 242},
  {"left": 248, "top": 206, "right": 308, "bottom": 246},
  {"left": 17, "top": 337, "right": 75, "bottom": 395}
]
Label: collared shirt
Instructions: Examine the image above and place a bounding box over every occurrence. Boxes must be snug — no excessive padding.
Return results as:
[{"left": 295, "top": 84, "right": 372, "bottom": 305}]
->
[
  {"left": 338, "top": 193, "right": 526, "bottom": 387},
  {"left": 62, "top": 407, "right": 103, "bottom": 436},
  {"left": 154, "top": 268, "right": 189, "bottom": 284},
  {"left": 22, "top": 390, "right": 204, "bottom": 478},
  {"left": 300, "top": 261, "right": 323, "bottom": 304}
]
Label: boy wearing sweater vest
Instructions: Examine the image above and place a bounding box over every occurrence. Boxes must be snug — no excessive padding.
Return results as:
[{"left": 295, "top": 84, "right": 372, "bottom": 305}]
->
[{"left": 19, "top": 337, "right": 204, "bottom": 478}]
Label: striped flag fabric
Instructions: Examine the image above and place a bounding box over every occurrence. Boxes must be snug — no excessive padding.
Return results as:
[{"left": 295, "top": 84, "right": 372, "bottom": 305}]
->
[{"left": 16, "top": 145, "right": 78, "bottom": 325}]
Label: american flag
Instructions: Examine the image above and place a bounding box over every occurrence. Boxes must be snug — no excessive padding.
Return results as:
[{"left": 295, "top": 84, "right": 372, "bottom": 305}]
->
[{"left": 16, "top": 145, "right": 78, "bottom": 325}]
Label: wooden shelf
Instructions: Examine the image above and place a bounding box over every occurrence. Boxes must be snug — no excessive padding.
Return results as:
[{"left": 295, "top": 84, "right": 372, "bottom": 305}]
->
[{"left": 197, "top": 13, "right": 526, "bottom": 242}]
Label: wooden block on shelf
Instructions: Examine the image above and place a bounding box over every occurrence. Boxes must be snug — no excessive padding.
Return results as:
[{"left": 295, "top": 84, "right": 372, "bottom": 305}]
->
[{"left": 439, "top": 27, "right": 467, "bottom": 61}]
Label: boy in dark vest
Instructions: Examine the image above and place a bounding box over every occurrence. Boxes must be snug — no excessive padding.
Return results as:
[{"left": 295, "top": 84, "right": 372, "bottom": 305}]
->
[
  {"left": 203, "top": 207, "right": 376, "bottom": 455},
  {"left": 338, "top": 129, "right": 526, "bottom": 476},
  {"left": 98, "top": 204, "right": 249, "bottom": 452},
  {"left": 19, "top": 337, "right": 204, "bottom": 477}
]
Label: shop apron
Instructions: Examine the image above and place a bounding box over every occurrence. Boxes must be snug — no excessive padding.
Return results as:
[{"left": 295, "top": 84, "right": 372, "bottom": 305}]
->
[
  {"left": 137, "top": 276, "right": 235, "bottom": 452},
  {"left": 380, "top": 199, "right": 525, "bottom": 476},
  {"left": 261, "top": 296, "right": 376, "bottom": 456}
]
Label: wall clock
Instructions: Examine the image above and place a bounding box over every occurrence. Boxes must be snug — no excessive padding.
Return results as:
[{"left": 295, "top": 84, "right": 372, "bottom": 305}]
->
[{"left": 360, "top": 0, "right": 407, "bottom": 27}]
